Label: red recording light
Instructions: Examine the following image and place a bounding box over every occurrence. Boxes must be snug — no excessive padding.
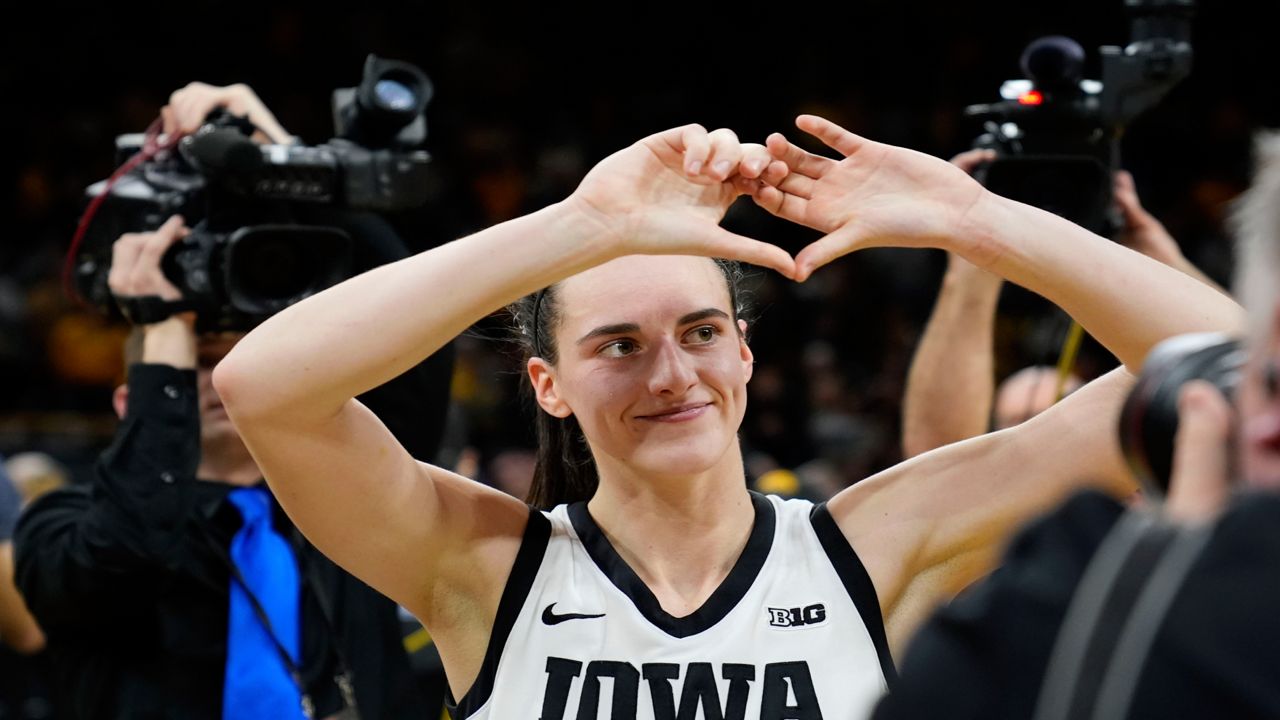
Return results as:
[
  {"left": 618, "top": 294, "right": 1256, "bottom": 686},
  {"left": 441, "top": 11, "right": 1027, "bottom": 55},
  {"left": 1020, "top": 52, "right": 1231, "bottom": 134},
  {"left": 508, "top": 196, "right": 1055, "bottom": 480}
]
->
[{"left": 1018, "top": 90, "right": 1044, "bottom": 106}]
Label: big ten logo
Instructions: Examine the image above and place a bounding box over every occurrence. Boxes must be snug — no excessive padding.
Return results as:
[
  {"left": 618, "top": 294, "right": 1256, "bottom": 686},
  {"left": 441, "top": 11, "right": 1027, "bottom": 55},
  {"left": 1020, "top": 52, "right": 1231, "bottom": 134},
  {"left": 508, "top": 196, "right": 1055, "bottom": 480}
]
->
[{"left": 766, "top": 604, "right": 826, "bottom": 628}]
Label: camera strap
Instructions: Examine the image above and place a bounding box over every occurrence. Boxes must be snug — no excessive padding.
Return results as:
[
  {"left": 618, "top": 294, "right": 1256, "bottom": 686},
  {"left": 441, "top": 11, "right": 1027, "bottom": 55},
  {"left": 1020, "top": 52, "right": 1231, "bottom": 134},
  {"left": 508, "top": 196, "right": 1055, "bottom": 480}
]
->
[
  {"left": 1032, "top": 509, "right": 1214, "bottom": 720},
  {"left": 116, "top": 295, "right": 198, "bottom": 325}
]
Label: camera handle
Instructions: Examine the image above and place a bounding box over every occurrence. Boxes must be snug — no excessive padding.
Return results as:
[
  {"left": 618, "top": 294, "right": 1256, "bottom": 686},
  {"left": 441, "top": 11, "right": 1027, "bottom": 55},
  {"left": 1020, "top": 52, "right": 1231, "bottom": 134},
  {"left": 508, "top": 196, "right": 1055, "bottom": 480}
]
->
[{"left": 115, "top": 295, "right": 198, "bottom": 325}]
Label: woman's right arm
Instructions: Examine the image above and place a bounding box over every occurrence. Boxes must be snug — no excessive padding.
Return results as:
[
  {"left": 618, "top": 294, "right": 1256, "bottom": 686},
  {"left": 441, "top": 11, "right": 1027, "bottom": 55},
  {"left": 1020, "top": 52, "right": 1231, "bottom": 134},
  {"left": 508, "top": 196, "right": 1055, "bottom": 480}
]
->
[{"left": 212, "top": 126, "right": 792, "bottom": 639}]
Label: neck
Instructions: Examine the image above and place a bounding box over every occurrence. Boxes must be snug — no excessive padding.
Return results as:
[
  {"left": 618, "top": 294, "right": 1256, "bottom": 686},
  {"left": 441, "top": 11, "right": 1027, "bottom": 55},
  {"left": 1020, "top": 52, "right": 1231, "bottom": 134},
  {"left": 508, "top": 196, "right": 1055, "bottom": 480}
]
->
[
  {"left": 587, "top": 444, "right": 755, "bottom": 617},
  {"left": 198, "top": 434, "right": 262, "bottom": 487}
]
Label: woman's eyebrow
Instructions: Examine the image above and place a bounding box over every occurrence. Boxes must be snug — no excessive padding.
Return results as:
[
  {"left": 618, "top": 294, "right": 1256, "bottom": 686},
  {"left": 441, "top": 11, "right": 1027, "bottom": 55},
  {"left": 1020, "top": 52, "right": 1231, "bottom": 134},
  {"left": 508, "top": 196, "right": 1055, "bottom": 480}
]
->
[
  {"left": 677, "top": 308, "right": 730, "bottom": 326},
  {"left": 576, "top": 322, "right": 641, "bottom": 346}
]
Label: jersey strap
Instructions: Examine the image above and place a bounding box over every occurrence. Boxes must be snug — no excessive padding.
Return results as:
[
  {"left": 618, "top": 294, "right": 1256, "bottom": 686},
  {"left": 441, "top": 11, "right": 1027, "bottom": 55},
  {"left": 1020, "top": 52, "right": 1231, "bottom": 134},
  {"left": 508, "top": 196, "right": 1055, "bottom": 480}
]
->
[
  {"left": 447, "top": 507, "right": 552, "bottom": 719},
  {"left": 810, "top": 503, "right": 897, "bottom": 685}
]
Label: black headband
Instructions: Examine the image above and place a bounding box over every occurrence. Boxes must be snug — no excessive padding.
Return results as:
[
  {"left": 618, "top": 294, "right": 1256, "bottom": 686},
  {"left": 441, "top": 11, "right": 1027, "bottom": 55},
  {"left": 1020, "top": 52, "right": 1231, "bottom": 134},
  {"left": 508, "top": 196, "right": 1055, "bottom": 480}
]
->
[{"left": 530, "top": 287, "right": 549, "bottom": 358}]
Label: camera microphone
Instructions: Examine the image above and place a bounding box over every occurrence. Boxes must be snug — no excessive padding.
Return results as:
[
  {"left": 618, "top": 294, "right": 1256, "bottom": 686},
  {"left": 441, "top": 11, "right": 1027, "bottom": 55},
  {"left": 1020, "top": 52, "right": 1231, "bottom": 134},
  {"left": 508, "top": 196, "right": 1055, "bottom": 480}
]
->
[
  {"left": 1020, "top": 36, "right": 1086, "bottom": 91},
  {"left": 183, "top": 128, "right": 263, "bottom": 175}
]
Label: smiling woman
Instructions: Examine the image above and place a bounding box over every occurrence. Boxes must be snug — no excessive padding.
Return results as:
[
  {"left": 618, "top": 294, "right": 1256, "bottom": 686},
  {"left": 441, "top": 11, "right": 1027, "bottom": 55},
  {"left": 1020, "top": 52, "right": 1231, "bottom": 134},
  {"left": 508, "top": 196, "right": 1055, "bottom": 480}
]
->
[
  {"left": 212, "top": 119, "right": 1242, "bottom": 719},
  {"left": 512, "top": 255, "right": 752, "bottom": 510}
]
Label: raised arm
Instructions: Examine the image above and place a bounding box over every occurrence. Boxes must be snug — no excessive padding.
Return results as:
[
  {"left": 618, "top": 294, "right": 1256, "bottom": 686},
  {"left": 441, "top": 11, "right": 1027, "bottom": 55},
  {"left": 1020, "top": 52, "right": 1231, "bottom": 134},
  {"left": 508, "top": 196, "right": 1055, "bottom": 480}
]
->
[
  {"left": 752, "top": 115, "right": 1244, "bottom": 650},
  {"left": 901, "top": 149, "right": 1003, "bottom": 458},
  {"left": 212, "top": 126, "right": 793, "bottom": 685}
]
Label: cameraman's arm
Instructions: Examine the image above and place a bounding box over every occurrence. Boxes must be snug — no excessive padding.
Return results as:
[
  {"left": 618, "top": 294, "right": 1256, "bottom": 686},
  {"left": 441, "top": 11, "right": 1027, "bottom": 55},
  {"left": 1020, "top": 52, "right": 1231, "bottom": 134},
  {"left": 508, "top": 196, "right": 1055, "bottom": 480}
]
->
[
  {"left": 902, "top": 150, "right": 1001, "bottom": 458},
  {"left": 15, "top": 220, "right": 203, "bottom": 629},
  {"left": 162, "top": 82, "right": 293, "bottom": 145}
]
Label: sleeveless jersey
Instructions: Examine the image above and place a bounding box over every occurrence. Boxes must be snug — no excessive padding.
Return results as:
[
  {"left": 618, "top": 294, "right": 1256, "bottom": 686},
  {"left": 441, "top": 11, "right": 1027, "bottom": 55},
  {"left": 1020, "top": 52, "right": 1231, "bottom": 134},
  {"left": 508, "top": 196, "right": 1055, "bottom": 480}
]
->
[{"left": 449, "top": 493, "right": 896, "bottom": 719}]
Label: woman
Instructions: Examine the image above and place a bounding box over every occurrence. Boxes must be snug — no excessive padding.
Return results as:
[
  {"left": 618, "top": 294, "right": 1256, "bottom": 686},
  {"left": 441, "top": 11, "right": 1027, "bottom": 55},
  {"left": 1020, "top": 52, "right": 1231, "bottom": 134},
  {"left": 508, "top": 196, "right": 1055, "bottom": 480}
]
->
[{"left": 214, "top": 118, "right": 1241, "bottom": 718}]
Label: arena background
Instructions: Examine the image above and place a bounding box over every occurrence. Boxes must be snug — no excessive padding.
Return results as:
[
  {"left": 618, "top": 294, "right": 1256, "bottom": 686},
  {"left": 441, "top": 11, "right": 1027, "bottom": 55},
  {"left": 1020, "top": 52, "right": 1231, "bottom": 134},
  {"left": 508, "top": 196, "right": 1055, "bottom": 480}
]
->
[{"left": 1, "top": 0, "right": 1273, "bottom": 492}]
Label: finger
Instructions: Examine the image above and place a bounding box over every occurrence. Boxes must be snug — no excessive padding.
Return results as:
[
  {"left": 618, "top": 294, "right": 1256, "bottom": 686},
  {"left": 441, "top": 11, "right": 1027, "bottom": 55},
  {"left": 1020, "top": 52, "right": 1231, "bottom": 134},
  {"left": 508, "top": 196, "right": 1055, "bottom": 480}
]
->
[
  {"left": 157, "top": 214, "right": 188, "bottom": 238},
  {"left": 108, "top": 234, "right": 145, "bottom": 292},
  {"left": 766, "top": 132, "right": 832, "bottom": 179},
  {"left": 794, "top": 226, "right": 863, "bottom": 282},
  {"left": 950, "top": 148, "right": 997, "bottom": 176},
  {"left": 703, "top": 128, "right": 742, "bottom": 181},
  {"left": 732, "top": 175, "right": 764, "bottom": 195},
  {"left": 697, "top": 227, "right": 796, "bottom": 279},
  {"left": 1165, "top": 380, "right": 1234, "bottom": 523},
  {"left": 772, "top": 171, "right": 815, "bottom": 200},
  {"left": 739, "top": 143, "right": 774, "bottom": 180},
  {"left": 749, "top": 185, "right": 813, "bottom": 227},
  {"left": 160, "top": 105, "right": 176, "bottom": 138},
  {"left": 761, "top": 159, "right": 789, "bottom": 187},
  {"left": 795, "top": 114, "right": 866, "bottom": 158},
  {"left": 674, "top": 124, "right": 711, "bottom": 176}
]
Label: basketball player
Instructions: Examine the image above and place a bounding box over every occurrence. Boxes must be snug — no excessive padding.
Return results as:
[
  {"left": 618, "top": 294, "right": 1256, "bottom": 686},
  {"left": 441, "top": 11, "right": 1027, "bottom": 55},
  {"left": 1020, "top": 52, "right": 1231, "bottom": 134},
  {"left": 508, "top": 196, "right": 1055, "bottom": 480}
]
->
[{"left": 212, "top": 117, "right": 1242, "bottom": 719}]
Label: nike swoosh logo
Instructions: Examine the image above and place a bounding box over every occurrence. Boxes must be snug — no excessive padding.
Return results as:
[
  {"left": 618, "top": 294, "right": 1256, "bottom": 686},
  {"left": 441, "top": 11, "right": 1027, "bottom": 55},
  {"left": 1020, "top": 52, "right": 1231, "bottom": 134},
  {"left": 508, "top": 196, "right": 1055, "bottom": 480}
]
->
[{"left": 542, "top": 603, "right": 606, "bottom": 625}]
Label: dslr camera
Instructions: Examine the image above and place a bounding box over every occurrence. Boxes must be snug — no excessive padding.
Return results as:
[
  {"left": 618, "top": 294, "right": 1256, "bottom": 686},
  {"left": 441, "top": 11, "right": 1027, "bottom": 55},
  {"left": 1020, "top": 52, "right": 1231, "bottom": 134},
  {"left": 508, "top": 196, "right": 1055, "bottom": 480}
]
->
[
  {"left": 73, "top": 55, "right": 434, "bottom": 332},
  {"left": 965, "top": 0, "right": 1195, "bottom": 235}
]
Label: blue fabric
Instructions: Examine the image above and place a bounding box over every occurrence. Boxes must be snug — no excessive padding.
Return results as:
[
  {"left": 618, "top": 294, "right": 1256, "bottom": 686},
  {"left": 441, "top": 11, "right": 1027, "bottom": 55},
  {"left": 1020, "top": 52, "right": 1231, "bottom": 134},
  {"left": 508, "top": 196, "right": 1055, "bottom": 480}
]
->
[{"left": 223, "top": 487, "right": 307, "bottom": 720}]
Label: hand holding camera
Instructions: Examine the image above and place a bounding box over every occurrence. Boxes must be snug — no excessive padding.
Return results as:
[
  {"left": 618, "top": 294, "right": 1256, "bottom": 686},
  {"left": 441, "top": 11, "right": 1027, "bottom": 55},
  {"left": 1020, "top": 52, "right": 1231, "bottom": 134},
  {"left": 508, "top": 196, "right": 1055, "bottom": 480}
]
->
[{"left": 161, "top": 82, "right": 293, "bottom": 145}]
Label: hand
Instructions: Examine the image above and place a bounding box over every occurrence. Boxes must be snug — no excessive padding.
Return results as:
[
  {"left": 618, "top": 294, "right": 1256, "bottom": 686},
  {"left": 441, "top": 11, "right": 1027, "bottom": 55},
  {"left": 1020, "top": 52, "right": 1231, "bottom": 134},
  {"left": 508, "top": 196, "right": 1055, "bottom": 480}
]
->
[
  {"left": 107, "top": 215, "right": 192, "bottom": 325},
  {"left": 751, "top": 115, "right": 991, "bottom": 282},
  {"left": 161, "top": 82, "right": 292, "bottom": 145},
  {"left": 1113, "top": 170, "right": 1183, "bottom": 266},
  {"left": 1164, "top": 380, "right": 1234, "bottom": 523},
  {"left": 568, "top": 124, "right": 796, "bottom": 278}
]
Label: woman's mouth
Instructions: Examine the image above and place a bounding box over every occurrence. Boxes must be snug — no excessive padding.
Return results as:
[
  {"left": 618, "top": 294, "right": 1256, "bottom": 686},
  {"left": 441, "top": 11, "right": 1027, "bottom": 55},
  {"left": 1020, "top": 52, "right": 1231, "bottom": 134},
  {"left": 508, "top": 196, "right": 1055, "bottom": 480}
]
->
[{"left": 638, "top": 403, "right": 711, "bottom": 423}]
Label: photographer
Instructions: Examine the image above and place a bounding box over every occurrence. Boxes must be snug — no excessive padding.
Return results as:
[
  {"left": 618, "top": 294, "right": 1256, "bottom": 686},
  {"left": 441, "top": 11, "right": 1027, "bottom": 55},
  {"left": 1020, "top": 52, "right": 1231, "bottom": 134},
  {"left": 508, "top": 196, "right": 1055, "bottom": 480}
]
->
[
  {"left": 13, "top": 85, "right": 446, "bottom": 719},
  {"left": 874, "top": 136, "right": 1280, "bottom": 718}
]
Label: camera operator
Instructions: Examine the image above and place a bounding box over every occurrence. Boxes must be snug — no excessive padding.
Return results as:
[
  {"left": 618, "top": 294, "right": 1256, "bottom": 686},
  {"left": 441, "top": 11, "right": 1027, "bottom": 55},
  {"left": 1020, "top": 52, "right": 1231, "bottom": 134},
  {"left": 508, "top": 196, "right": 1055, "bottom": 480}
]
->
[
  {"left": 12, "top": 85, "right": 446, "bottom": 719},
  {"left": 902, "top": 160, "right": 1224, "bottom": 460},
  {"left": 874, "top": 135, "right": 1280, "bottom": 718}
]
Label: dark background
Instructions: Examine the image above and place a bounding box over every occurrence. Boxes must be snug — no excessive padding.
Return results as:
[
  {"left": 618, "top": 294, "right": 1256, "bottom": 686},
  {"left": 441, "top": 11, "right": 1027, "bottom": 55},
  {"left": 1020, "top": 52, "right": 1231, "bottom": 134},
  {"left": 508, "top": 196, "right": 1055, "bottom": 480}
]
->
[{"left": 0, "top": 1, "right": 1271, "bottom": 488}]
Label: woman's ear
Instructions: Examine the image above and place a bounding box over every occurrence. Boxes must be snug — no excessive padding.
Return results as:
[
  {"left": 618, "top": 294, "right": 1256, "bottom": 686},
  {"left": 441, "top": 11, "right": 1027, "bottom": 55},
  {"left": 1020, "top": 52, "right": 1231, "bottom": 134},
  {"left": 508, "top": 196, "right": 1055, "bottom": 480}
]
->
[
  {"left": 738, "top": 318, "right": 754, "bottom": 382},
  {"left": 528, "top": 357, "right": 574, "bottom": 418},
  {"left": 112, "top": 384, "right": 129, "bottom": 420}
]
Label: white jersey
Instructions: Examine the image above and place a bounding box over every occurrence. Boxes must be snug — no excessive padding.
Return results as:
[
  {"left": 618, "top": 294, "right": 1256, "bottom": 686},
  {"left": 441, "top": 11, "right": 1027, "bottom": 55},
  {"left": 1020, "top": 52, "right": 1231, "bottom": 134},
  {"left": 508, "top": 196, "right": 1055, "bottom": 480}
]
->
[{"left": 448, "top": 493, "right": 895, "bottom": 720}]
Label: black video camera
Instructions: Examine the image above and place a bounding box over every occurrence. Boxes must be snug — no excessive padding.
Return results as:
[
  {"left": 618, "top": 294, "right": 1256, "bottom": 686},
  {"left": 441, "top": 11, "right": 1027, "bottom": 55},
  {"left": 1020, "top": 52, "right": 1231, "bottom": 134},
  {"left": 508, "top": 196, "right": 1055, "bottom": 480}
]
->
[
  {"left": 74, "top": 55, "right": 434, "bottom": 332},
  {"left": 965, "top": 0, "right": 1195, "bottom": 236}
]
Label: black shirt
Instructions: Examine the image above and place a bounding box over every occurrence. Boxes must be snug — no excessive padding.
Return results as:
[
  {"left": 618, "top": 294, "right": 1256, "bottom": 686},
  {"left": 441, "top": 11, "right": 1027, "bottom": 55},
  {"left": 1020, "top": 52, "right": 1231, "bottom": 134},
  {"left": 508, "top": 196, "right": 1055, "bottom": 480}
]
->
[
  {"left": 14, "top": 364, "right": 426, "bottom": 719},
  {"left": 874, "top": 489, "right": 1280, "bottom": 719}
]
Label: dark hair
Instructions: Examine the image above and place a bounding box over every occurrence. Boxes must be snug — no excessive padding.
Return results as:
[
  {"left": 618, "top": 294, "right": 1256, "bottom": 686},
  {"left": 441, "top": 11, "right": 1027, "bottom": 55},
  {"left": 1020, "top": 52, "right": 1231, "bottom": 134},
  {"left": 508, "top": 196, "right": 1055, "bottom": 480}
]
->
[{"left": 509, "top": 258, "right": 749, "bottom": 509}]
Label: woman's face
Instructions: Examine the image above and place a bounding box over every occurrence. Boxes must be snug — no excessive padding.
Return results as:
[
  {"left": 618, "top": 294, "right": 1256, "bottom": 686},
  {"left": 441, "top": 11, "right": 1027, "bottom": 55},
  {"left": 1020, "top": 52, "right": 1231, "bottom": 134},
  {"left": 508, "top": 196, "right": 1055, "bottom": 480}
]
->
[{"left": 529, "top": 255, "right": 753, "bottom": 479}]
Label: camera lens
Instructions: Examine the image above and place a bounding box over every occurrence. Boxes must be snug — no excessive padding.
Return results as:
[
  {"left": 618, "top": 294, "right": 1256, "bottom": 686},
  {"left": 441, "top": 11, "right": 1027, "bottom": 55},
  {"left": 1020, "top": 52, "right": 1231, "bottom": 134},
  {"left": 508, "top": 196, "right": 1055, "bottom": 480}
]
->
[
  {"left": 224, "top": 226, "right": 353, "bottom": 316},
  {"left": 1119, "top": 332, "right": 1244, "bottom": 497},
  {"left": 373, "top": 79, "right": 417, "bottom": 112}
]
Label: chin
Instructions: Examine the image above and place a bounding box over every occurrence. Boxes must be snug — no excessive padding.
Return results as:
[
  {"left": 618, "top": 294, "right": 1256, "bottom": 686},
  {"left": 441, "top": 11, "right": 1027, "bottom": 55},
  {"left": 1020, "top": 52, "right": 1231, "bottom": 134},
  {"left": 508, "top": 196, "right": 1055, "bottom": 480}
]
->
[{"left": 628, "top": 438, "right": 734, "bottom": 479}]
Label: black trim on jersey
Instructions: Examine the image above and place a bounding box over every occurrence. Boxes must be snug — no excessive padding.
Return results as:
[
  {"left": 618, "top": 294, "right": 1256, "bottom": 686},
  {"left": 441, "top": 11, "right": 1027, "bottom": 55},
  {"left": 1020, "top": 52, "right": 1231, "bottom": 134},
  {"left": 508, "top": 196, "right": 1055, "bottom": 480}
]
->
[
  {"left": 810, "top": 502, "right": 897, "bottom": 686},
  {"left": 567, "top": 491, "right": 776, "bottom": 639},
  {"left": 447, "top": 507, "right": 552, "bottom": 719}
]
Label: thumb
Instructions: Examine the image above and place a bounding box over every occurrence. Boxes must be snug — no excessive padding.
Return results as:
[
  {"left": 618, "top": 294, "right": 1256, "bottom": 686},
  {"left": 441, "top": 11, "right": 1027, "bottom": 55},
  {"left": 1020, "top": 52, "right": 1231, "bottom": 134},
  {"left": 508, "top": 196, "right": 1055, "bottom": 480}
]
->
[
  {"left": 698, "top": 226, "right": 796, "bottom": 280},
  {"left": 1165, "top": 380, "right": 1234, "bottom": 523},
  {"left": 794, "top": 225, "right": 864, "bottom": 282}
]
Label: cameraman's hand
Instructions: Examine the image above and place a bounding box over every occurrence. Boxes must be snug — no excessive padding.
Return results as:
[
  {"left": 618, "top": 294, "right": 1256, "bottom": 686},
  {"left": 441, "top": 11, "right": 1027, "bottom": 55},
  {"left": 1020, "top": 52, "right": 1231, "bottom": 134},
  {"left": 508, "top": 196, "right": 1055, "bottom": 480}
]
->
[
  {"left": 108, "top": 216, "right": 197, "bottom": 367},
  {"left": 1165, "top": 380, "right": 1234, "bottom": 524},
  {"left": 1114, "top": 171, "right": 1227, "bottom": 294},
  {"left": 161, "top": 82, "right": 292, "bottom": 145},
  {"left": 1113, "top": 170, "right": 1183, "bottom": 266}
]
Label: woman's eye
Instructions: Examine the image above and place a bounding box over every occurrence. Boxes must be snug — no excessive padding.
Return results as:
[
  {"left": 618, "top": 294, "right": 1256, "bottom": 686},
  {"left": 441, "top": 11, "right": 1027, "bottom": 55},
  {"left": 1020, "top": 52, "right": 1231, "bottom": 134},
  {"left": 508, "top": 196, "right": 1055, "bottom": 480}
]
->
[
  {"left": 599, "top": 339, "right": 637, "bottom": 358},
  {"left": 686, "top": 325, "right": 719, "bottom": 344}
]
